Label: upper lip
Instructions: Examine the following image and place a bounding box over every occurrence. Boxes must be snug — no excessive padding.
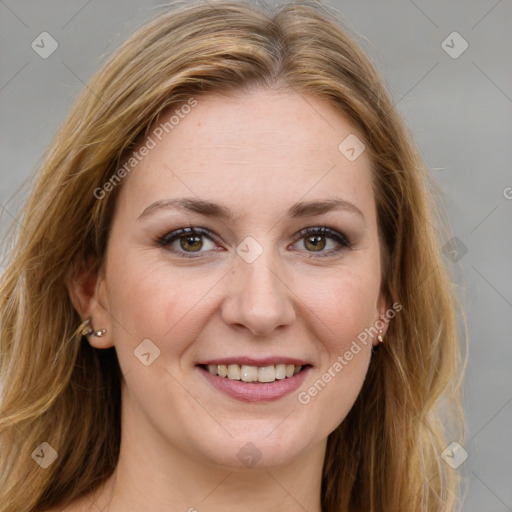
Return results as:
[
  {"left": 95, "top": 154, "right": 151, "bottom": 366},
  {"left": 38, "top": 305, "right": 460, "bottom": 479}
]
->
[{"left": 198, "top": 357, "right": 311, "bottom": 367}]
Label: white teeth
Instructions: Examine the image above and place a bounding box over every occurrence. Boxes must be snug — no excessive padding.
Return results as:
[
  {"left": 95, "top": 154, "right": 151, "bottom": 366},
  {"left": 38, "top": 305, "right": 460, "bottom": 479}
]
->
[
  {"left": 218, "top": 364, "right": 228, "bottom": 377},
  {"left": 275, "top": 364, "right": 286, "bottom": 380},
  {"left": 240, "top": 365, "right": 258, "bottom": 382},
  {"left": 205, "top": 363, "right": 304, "bottom": 382},
  {"left": 257, "top": 366, "right": 276, "bottom": 383},
  {"left": 227, "top": 364, "right": 241, "bottom": 380}
]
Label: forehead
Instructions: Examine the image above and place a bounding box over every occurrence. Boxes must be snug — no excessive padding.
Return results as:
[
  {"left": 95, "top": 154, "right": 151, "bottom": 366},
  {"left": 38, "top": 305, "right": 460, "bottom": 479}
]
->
[{"left": 117, "top": 87, "right": 376, "bottom": 224}]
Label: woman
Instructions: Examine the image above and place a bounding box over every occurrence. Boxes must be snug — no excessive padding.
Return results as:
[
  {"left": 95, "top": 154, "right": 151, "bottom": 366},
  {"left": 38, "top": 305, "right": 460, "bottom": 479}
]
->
[{"left": 0, "top": 1, "right": 466, "bottom": 511}]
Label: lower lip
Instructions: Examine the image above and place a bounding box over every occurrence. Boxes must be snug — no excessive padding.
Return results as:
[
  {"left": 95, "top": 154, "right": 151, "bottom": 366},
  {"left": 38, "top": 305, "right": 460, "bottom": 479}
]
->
[{"left": 198, "top": 366, "right": 311, "bottom": 402}]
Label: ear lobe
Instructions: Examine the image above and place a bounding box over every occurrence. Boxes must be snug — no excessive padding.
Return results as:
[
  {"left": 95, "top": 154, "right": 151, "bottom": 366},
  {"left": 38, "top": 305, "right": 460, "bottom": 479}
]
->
[
  {"left": 373, "top": 294, "right": 391, "bottom": 346},
  {"left": 66, "top": 258, "right": 114, "bottom": 349}
]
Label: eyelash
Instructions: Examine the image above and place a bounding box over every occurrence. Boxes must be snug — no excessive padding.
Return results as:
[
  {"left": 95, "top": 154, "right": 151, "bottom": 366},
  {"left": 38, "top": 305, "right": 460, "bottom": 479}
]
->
[{"left": 156, "top": 226, "right": 352, "bottom": 259}]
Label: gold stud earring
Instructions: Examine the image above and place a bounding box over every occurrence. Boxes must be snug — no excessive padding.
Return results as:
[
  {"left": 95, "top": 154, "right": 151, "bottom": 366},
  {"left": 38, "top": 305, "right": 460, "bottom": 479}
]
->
[{"left": 377, "top": 329, "right": 384, "bottom": 343}]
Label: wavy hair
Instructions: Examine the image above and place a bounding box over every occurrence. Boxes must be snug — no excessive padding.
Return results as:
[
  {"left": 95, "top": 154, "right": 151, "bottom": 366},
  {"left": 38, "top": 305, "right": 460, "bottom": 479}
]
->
[{"left": 0, "top": 1, "right": 466, "bottom": 510}]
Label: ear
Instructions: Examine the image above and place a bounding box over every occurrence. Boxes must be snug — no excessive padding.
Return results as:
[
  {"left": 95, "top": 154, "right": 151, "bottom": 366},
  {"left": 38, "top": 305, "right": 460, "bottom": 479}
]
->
[
  {"left": 372, "top": 293, "right": 392, "bottom": 347},
  {"left": 66, "top": 257, "right": 114, "bottom": 349}
]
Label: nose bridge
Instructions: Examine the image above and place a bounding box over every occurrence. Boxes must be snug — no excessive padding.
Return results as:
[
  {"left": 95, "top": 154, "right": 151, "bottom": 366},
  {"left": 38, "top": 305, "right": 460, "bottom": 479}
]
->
[{"left": 222, "top": 239, "right": 296, "bottom": 336}]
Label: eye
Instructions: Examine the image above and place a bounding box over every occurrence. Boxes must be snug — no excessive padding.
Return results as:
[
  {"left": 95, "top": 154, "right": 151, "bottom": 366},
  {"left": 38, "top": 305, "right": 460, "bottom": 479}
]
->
[
  {"left": 292, "top": 226, "right": 351, "bottom": 257},
  {"left": 157, "top": 225, "right": 351, "bottom": 259},
  {"left": 157, "top": 227, "right": 218, "bottom": 258}
]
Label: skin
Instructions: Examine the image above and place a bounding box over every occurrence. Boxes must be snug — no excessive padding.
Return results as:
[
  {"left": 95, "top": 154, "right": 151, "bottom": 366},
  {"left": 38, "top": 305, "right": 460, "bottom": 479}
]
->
[{"left": 66, "top": 87, "right": 389, "bottom": 512}]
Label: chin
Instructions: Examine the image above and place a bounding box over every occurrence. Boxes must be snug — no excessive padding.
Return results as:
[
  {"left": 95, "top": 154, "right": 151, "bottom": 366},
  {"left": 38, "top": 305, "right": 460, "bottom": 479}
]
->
[{"left": 190, "top": 430, "right": 311, "bottom": 470}]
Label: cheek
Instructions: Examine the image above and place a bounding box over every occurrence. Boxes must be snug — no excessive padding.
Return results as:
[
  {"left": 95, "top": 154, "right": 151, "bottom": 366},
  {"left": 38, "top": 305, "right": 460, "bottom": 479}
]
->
[
  {"left": 104, "top": 246, "right": 222, "bottom": 359},
  {"left": 291, "top": 262, "right": 379, "bottom": 419},
  {"left": 294, "top": 272, "right": 377, "bottom": 433},
  {"left": 300, "top": 265, "right": 381, "bottom": 351}
]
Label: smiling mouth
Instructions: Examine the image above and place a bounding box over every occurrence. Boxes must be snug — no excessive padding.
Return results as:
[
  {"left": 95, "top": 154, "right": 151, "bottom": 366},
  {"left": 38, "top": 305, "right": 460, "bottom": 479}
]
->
[{"left": 199, "top": 363, "right": 310, "bottom": 383}]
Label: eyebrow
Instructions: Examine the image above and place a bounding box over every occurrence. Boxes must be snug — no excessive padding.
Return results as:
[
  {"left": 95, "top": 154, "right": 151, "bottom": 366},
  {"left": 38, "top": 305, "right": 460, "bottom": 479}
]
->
[{"left": 137, "top": 197, "right": 365, "bottom": 222}]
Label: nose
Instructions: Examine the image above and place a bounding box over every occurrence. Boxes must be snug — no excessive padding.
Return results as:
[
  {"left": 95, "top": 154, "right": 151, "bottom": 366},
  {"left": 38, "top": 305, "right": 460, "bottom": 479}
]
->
[{"left": 221, "top": 249, "right": 296, "bottom": 337}]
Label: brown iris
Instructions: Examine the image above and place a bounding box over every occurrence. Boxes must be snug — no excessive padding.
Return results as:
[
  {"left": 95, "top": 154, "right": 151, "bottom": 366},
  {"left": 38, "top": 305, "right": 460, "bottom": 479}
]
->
[
  {"left": 304, "top": 235, "right": 326, "bottom": 252},
  {"left": 180, "top": 235, "right": 203, "bottom": 252}
]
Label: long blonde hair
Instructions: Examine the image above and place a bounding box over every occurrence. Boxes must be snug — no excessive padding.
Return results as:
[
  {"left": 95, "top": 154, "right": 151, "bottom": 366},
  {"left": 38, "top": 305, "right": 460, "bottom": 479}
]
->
[{"left": 0, "top": 1, "right": 466, "bottom": 510}]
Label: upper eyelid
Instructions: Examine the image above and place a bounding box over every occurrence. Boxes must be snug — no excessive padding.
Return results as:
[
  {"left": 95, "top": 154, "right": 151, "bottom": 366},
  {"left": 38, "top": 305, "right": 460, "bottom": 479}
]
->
[
  {"left": 297, "top": 226, "right": 349, "bottom": 240},
  {"left": 158, "top": 226, "right": 217, "bottom": 245},
  {"left": 159, "top": 226, "right": 350, "bottom": 251},
  {"left": 160, "top": 225, "right": 345, "bottom": 240}
]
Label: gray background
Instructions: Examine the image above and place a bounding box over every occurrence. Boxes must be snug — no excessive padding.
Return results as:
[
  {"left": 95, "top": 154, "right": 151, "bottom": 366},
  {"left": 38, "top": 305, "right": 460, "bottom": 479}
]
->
[{"left": 1, "top": 1, "right": 511, "bottom": 510}]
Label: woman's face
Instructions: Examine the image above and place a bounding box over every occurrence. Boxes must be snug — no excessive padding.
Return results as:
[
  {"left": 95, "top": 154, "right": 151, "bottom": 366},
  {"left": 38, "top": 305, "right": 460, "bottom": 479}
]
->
[{"left": 91, "top": 88, "right": 388, "bottom": 469}]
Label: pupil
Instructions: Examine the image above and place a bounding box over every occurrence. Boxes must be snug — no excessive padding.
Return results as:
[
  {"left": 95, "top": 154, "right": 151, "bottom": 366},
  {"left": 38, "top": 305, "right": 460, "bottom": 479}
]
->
[
  {"left": 306, "top": 235, "right": 325, "bottom": 251},
  {"left": 181, "top": 235, "right": 202, "bottom": 252}
]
